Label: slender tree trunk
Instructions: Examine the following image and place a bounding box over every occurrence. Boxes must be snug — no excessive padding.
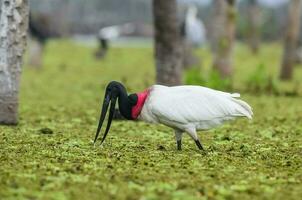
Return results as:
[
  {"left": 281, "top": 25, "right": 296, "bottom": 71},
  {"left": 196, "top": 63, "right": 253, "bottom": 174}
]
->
[
  {"left": 153, "top": 0, "right": 183, "bottom": 86},
  {"left": 211, "top": 0, "right": 236, "bottom": 78},
  {"left": 247, "top": 0, "right": 261, "bottom": 54},
  {"left": 280, "top": 0, "right": 302, "bottom": 80},
  {"left": 0, "top": 0, "right": 29, "bottom": 125}
]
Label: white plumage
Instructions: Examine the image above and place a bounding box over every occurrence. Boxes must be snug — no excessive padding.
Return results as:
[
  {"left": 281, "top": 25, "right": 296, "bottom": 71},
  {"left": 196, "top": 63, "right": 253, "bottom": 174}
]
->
[
  {"left": 139, "top": 85, "right": 253, "bottom": 149},
  {"left": 184, "top": 5, "right": 206, "bottom": 46},
  {"left": 98, "top": 23, "right": 135, "bottom": 40}
]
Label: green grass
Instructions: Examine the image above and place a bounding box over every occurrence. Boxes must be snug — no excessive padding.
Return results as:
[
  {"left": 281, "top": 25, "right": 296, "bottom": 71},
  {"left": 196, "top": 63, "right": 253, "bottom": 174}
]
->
[{"left": 0, "top": 40, "right": 302, "bottom": 200}]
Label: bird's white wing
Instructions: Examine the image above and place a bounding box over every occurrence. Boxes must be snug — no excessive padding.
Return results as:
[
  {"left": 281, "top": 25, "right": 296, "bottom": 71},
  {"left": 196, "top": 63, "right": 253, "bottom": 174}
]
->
[{"left": 148, "top": 85, "right": 253, "bottom": 127}]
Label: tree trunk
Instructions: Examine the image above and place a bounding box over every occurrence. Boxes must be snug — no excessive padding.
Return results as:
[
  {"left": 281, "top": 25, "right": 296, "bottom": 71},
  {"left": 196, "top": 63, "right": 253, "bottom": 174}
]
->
[
  {"left": 0, "top": 0, "right": 29, "bottom": 125},
  {"left": 153, "top": 0, "right": 183, "bottom": 86},
  {"left": 247, "top": 0, "right": 261, "bottom": 54},
  {"left": 280, "top": 0, "right": 302, "bottom": 80},
  {"left": 211, "top": 0, "right": 236, "bottom": 78}
]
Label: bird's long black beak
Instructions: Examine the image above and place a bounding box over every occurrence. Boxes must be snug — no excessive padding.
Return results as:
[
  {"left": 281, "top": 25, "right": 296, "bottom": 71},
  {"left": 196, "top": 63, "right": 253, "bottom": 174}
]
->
[
  {"left": 99, "top": 97, "right": 117, "bottom": 145},
  {"left": 93, "top": 92, "right": 117, "bottom": 146}
]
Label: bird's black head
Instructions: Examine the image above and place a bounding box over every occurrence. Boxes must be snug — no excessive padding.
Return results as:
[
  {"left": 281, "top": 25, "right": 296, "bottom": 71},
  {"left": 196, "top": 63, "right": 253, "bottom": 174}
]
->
[{"left": 93, "top": 81, "right": 138, "bottom": 146}]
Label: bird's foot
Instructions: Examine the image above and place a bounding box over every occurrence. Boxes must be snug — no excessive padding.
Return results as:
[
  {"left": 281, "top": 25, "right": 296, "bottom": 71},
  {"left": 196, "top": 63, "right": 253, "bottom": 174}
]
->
[
  {"left": 195, "top": 140, "right": 204, "bottom": 151},
  {"left": 177, "top": 140, "right": 182, "bottom": 151}
]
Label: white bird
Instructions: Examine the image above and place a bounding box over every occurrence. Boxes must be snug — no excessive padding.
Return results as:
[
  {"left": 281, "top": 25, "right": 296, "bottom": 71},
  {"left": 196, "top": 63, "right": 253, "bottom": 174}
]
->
[
  {"left": 98, "top": 23, "right": 135, "bottom": 41},
  {"left": 182, "top": 5, "right": 206, "bottom": 47},
  {"left": 95, "top": 23, "right": 135, "bottom": 58},
  {"left": 94, "top": 81, "right": 253, "bottom": 150}
]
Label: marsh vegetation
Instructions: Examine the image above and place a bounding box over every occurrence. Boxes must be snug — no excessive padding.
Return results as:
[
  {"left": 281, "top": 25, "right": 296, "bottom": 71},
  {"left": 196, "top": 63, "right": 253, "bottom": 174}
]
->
[{"left": 0, "top": 41, "right": 301, "bottom": 199}]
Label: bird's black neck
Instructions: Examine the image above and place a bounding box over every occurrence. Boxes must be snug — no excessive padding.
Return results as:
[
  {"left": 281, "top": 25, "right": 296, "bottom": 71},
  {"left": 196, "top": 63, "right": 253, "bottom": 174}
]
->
[{"left": 108, "top": 82, "right": 137, "bottom": 120}]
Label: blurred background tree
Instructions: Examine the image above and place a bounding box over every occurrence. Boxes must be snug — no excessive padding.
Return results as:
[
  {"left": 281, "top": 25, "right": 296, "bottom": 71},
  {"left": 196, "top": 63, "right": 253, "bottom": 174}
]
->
[
  {"left": 0, "top": 0, "right": 29, "bottom": 125},
  {"left": 280, "top": 0, "right": 302, "bottom": 80},
  {"left": 246, "top": 0, "right": 261, "bottom": 54},
  {"left": 211, "top": 0, "right": 236, "bottom": 78},
  {"left": 153, "top": 0, "right": 183, "bottom": 86}
]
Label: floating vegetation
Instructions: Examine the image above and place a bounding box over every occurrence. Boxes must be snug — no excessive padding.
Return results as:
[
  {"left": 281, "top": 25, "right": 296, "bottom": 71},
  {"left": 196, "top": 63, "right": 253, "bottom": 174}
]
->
[{"left": 0, "top": 41, "right": 301, "bottom": 199}]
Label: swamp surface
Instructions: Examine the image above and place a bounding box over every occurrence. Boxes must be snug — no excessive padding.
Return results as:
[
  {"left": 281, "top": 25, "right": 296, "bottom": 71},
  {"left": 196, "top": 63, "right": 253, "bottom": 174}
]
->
[{"left": 0, "top": 41, "right": 301, "bottom": 200}]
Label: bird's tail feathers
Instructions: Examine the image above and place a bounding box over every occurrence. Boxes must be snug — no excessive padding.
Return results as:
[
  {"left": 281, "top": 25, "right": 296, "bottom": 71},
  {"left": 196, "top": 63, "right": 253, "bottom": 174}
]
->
[
  {"left": 231, "top": 93, "right": 240, "bottom": 98},
  {"left": 232, "top": 98, "right": 253, "bottom": 119}
]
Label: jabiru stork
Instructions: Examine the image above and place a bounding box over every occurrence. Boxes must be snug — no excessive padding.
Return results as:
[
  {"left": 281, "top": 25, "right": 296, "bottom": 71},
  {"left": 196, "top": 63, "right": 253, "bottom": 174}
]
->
[{"left": 93, "top": 81, "right": 253, "bottom": 150}]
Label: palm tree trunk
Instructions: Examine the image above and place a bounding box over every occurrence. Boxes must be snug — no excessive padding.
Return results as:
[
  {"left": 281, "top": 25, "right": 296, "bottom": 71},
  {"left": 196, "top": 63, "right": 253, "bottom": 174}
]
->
[
  {"left": 0, "top": 0, "right": 29, "bottom": 125},
  {"left": 211, "top": 0, "right": 236, "bottom": 78},
  {"left": 153, "top": 0, "right": 183, "bottom": 86},
  {"left": 280, "top": 0, "right": 302, "bottom": 80},
  {"left": 247, "top": 0, "right": 261, "bottom": 54}
]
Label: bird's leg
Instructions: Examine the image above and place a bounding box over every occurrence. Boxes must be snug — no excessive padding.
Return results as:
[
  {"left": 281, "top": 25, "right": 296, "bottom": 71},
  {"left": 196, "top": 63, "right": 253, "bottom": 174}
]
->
[
  {"left": 174, "top": 129, "right": 183, "bottom": 150},
  {"left": 186, "top": 128, "right": 205, "bottom": 151},
  {"left": 177, "top": 140, "right": 182, "bottom": 150},
  {"left": 195, "top": 140, "right": 204, "bottom": 150}
]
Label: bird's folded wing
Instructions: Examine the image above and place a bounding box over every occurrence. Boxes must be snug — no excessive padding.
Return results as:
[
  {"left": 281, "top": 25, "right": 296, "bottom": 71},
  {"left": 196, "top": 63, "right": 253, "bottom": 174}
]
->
[{"left": 149, "top": 86, "right": 253, "bottom": 124}]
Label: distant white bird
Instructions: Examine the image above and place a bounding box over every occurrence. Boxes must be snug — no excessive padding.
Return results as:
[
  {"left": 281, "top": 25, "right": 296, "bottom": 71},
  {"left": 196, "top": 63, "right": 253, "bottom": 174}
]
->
[
  {"left": 182, "top": 5, "right": 206, "bottom": 47},
  {"left": 98, "top": 23, "right": 135, "bottom": 41},
  {"left": 95, "top": 24, "right": 135, "bottom": 58},
  {"left": 94, "top": 81, "right": 253, "bottom": 150}
]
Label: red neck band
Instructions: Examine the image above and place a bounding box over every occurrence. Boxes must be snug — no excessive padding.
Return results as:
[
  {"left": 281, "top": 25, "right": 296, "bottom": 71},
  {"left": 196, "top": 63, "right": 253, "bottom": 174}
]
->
[{"left": 131, "top": 90, "right": 149, "bottom": 119}]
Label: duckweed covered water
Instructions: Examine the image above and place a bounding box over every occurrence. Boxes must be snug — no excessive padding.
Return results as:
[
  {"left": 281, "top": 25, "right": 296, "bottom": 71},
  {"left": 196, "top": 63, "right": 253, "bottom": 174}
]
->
[{"left": 0, "top": 41, "right": 301, "bottom": 200}]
